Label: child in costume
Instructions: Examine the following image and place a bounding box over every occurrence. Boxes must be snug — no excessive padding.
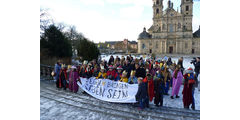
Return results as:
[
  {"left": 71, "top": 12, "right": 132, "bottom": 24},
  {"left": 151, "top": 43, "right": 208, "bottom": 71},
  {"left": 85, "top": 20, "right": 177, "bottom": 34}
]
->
[
  {"left": 96, "top": 65, "right": 107, "bottom": 79},
  {"left": 120, "top": 70, "right": 128, "bottom": 83},
  {"left": 115, "top": 66, "right": 123, "bottom": 81},
  {"left": 171, "top": 66, "right": 183, "bottom": 99},
  {"left": 68, "top": 66, "right": 79, "bottom": 93},
  {"left": 182, "top": 68, "right": 196, "bottom": 110},
  {"left": 128, "top": 70, "right": 138, "bottom": 84}
]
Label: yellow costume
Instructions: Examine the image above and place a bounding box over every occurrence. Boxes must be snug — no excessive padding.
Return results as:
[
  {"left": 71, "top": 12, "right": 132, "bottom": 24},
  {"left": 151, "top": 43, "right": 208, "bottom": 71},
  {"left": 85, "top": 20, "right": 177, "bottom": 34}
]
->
[
  {"left": 96, "top": 72, "right": 107, "bottom": 79},
  {"left": 120, "top": 77, "right": 128, "bottom": 83}
]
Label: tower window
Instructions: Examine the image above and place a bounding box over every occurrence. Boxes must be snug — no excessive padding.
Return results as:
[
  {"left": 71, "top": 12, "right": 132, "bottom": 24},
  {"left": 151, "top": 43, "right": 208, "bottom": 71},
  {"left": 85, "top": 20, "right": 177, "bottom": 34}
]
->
[
  {"left": 156, "top": 8, "right": 159, "bottom": 14},
  {"left": 162, "top": 24, "right": 165, "bottom": 30},
  {"left": 142, "top": 44, "right": 145, "bottom": 49},
  {"left": 156, "top": 42, "right": 158, "bottom": 48},
  {"left": 169, "top": 24, "right": 173, "bottom": 32},
  {"left": 186, "top": 6, "right": 189, "bottom": 11},
  {"left": 178, "top": 23, "right": 181, "bottom": 29},
  {"left": 156, "top": 0, "right": 159, "bottom": 5},
  {"left": 185, "top": 43, "right": 188, "bottom": 48}
]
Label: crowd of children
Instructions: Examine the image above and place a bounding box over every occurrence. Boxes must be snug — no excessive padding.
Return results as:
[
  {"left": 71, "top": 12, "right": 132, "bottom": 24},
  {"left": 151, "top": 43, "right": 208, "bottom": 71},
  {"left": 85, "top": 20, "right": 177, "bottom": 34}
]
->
[{"left": 53, "top": 55, "right": 199, "bottom": 110}]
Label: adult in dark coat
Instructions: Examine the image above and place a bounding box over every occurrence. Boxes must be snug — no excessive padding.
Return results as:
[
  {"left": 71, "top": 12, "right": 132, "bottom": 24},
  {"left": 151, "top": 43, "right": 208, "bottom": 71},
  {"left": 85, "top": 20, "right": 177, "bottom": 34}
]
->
[
  {"left": 135, "top": 63, "right": 146, "bottom": 78},
  {"left": 154, "top": 76, "right": 164, "bottom": 106},
  {"left": 108, "top": 55, "right": 114, "bottom": 65},
  {"left": 166, "top": 57, "right": 173, "bottom": 66},
  {"left": 193, "top": 57, "right": 200, "bottom": 78}
]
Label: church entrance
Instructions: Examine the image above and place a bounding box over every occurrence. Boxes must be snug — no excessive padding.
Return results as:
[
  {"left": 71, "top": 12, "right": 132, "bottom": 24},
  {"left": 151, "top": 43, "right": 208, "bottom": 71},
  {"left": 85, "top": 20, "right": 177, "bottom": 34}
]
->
[
  {"left": 169, "top": 47, "right": 173, "bottom": 54},
  {"left": 149, "top": 49, "right": 152, "bottom": 53},
  {"left": 192, "top": 49, "right": 195, "bottom": 54}
]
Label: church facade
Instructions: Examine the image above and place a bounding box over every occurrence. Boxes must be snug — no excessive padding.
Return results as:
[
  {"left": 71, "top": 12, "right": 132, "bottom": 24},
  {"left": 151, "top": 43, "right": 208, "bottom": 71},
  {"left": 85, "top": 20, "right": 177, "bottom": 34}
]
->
[{"left": 137, "top": 0, "right": 200, "bottom": 55}]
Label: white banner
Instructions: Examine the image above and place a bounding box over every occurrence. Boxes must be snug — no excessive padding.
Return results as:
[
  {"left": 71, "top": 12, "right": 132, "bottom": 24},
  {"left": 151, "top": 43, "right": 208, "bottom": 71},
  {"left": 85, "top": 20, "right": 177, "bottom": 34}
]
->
[{"left": 77, "top": 77, "right": 138, "bottom": 103}]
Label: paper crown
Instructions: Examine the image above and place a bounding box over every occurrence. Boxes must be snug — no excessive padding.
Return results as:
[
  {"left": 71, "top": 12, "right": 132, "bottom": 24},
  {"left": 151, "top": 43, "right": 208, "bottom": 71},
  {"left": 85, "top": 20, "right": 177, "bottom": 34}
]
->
[
  {"left": 122, "top": 70, "right": 127, "bottom": 75},
  {"left": 61, "top": 64, "right": 65, "bottom": 68},
  {"left": 130, "top": 70, "right": 136, "bottom": 76},
  {"left": 68, "top": 65, "right": 72, "bottom": 69}
]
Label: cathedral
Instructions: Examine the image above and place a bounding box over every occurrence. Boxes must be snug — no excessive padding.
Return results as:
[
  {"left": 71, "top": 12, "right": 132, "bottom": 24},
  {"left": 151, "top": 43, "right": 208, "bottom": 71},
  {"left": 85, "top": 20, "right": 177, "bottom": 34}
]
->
[{"left": 137, "top": 0, "right": 200, "bottom": 55}]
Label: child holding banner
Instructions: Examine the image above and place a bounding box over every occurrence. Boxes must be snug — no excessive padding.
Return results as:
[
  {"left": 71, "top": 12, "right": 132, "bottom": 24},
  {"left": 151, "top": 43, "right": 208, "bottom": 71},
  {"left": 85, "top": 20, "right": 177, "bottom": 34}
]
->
[
  {"left": 128, "top": 70, "right": 137, "bottom": 84},
  {"left": 120, "top": 70, "right": 128, "bottom": 83},
  {"left": 96, "top": 66, "right": 107, "bottom": 79}
]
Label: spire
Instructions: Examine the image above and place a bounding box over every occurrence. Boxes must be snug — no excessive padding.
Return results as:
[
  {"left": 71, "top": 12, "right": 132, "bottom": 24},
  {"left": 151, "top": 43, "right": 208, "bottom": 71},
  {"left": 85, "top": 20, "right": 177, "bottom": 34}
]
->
[
  {"left": 168, "top": 0, "right": 171, "bottom": 8},
  {"left": 143, "top": 27, "right": 146, "bottom": 32}
]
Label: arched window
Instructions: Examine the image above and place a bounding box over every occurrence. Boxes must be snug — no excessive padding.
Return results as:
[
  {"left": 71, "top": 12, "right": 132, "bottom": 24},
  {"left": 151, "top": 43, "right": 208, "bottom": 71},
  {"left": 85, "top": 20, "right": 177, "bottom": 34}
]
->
[
  {"left": 178, "top": 23, "right": 181, "bottom": 29},
  {"left": 186, "top": 6, "right": 189, "bottom": 11},
  {"left": 156, "top": 8, "right": 159, "bottom": 14},
  {"left": 142, "top": 44, "right": 145, "bottom": 49},
  {"left": 162, "top": 24, "right": 165, "bottom": 30},
  {"left": 156, "top": 0, "right": 159, "bottom": 5}
]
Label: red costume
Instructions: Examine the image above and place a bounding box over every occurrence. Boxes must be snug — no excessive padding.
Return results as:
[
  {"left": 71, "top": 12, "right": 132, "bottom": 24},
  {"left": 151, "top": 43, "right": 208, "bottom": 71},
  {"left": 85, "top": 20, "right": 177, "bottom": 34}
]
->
[{"left": 143, "top": 77, "right": 155, "bottom": 102}]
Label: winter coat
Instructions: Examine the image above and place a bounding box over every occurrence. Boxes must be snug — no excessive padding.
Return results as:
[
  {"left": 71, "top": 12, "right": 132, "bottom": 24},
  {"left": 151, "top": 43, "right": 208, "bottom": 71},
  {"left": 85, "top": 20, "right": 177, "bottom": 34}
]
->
[
  {"left": 115, "top": 72, "right": 122, "bottom": 81},
  {"left": 107, "top": 70, "right": 117, "bottom": 80},
  {"left": 193, "top": 61, "right": 200, "bottom": 74},
  {"left": 143, "top": 77, "right": 154, "bottom": 102},
  {"left": 135, "top": 67, "right": 146, "bottom": 78},
  {"left": 135, "top": 82, "right": 148, "bottom": 102},
  {"left": 154, "top": 79, "right": 164, "bottom": 105},
  {"left": 54, "top": 64, "right": 61, "bottom": 80},
  {"left": 128, "top": 76, "right": 138, "bottom": 84}
]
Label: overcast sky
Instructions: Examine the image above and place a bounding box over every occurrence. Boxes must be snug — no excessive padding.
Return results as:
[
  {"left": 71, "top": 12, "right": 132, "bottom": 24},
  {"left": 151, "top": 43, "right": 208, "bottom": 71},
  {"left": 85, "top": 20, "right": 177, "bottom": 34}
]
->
[{"left": 40, "top": 0, "right": 200, "bottom": 43}]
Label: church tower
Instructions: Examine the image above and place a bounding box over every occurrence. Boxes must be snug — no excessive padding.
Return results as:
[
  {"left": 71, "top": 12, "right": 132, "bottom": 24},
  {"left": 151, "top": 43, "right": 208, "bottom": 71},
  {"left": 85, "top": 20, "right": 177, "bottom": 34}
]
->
[
  {"left": 153, "top": 0, "right": 163, "bottom": 19},
  {"left": 181, "top": 0, "right": 193, "bottom": 32}
]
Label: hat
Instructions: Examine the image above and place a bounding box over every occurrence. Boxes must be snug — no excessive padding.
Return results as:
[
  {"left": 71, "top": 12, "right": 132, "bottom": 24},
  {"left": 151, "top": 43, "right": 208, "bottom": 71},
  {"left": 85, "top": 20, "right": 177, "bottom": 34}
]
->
[
  {"left": 122, "top": 70, "right": 127, "bottom": 75},
  {"left": 108, "top": 65, "right": 113, "bottom": 69},
  {"left": 147, "top": 73, "right": 152, "bottom": 76},
  {"left": 117, "top": 66, "right": 123, "bottom": 70},
  {"left": 130, "top": 70, "right": 136, "bottom": 76},
  {"left": 83, "top": 60, "right": 88, "bottom": 65},
  {"left": 186, "top": 67, "right": 194, "bottom": 74}
]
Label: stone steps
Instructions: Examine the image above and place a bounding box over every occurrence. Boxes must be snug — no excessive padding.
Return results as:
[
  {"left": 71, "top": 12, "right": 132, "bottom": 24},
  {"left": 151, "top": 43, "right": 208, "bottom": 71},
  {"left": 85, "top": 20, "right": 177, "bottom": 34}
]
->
[{"left": 40, "top": 80, "right": 200, "bottom": 120}]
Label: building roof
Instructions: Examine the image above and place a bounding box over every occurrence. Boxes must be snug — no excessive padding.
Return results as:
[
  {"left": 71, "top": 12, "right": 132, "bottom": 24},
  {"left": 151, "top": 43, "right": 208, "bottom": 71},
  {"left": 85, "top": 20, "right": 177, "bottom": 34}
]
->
[
  {"left": 193, "top": 26, "right": 200, "bottom": 38},
  {"left": 138, "top": 27, "right": 152, "bottom": 39},
  {"left": 129, "top": 41, "right": 137, "bottom": 44},
  {"left": 105, "top": 41, "right": 119, "bottom": 45}
]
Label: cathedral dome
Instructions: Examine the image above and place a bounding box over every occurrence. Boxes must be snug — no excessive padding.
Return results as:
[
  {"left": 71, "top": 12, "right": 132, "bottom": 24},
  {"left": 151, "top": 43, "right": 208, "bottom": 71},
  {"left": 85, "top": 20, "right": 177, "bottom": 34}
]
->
[{"left": 138, "top": 27, "right": 151, "bottom": 39}]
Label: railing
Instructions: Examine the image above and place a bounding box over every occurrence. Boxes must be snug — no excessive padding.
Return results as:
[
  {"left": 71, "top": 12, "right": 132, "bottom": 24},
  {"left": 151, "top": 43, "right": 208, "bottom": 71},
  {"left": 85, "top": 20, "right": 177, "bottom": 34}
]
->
[{"left": 40, "top": 64, "right": 55, "bottom": 81}]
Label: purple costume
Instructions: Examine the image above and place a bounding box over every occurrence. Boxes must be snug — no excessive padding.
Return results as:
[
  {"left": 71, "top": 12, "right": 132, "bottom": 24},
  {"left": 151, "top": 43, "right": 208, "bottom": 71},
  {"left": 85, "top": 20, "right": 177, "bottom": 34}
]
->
[
  {"left": 69, "top": 70, "right": 79, "bottom": 93},
  {"left": 171, "top": 70, "right": 183, "bottom": 96}
]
